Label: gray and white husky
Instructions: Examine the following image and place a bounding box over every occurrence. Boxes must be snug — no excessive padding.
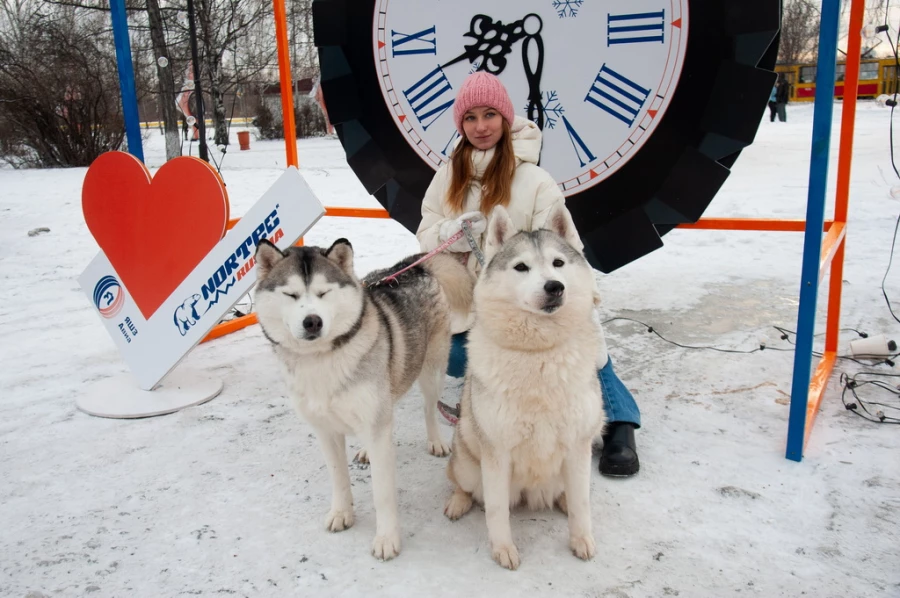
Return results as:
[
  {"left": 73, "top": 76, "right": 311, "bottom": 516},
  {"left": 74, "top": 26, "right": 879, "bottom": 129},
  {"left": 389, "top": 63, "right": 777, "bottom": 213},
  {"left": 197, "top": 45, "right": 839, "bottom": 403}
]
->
[
  {"left": 444, "top": 204, "right": 607, "bottom": 570},
  {"left": 253, "top": 238, "right": 473, "bottom": 561}
]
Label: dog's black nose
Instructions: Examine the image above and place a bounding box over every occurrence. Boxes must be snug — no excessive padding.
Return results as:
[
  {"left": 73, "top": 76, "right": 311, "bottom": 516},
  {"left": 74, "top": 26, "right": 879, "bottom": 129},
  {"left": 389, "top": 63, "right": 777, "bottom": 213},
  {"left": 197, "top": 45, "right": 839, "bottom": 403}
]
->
[
  {"left": 544, "top": 280, "right": 565, "bottom": 297},
  {"left": 303, "top": 315, "right": 323, "bottom": 334}
]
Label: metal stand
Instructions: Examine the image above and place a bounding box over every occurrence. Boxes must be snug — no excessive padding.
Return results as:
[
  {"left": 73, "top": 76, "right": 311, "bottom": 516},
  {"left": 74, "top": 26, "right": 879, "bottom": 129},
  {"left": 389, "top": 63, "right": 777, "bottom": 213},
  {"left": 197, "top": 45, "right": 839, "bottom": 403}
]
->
[{"left": 786, "top": 0, "right": 860, "bottom": 461}]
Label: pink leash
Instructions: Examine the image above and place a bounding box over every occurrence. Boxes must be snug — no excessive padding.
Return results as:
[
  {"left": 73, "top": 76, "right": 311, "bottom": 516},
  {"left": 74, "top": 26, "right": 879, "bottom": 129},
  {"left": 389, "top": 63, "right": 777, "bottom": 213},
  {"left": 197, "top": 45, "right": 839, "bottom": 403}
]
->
[{"left": 365, "top": 227, "right": 468, "bottom": 288}]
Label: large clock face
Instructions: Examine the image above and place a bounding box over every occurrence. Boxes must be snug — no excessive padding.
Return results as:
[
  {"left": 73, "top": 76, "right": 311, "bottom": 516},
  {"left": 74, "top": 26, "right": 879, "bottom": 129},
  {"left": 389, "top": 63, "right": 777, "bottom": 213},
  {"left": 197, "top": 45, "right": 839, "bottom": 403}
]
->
[
  {"left": 314, "top": 0, "right": 781, "bottom": 272},
  {"left": 373, "top": 1, "right": 688, "bottom": 195}
]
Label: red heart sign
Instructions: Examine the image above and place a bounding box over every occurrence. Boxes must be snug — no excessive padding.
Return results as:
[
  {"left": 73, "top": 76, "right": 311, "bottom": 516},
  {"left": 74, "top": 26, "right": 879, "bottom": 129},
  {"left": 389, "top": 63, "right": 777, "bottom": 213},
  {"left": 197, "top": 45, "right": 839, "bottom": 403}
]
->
[{"left": 83, "top": 152, "right": 230, "bottom": 319}]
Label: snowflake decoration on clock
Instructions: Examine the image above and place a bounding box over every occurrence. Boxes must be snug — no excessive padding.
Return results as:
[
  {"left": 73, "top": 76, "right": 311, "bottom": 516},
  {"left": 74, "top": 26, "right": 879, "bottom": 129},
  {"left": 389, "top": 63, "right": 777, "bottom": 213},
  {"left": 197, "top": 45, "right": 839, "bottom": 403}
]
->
[
  {"left": 525, "top": 91, "right": 565, "bottom": 129},
  {"left": 552, "top": 0, "right": 583, "bottom": 18}
]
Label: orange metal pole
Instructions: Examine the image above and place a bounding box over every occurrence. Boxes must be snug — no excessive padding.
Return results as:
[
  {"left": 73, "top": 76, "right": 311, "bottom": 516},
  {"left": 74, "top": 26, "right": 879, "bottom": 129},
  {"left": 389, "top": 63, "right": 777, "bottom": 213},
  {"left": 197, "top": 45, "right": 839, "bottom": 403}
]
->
[
  {"left": 826, "top": 240, "right": 848, "bottom": 344},
  {"left": 272, "top": 0, "right": 298, "bottom": 168},
  {"left": 824, "top": 0, "right": 863, "bottom": 354},
  {"left": 676, "top": 218, "right": 806, "bottom": 232},
  {"left": 805, "top": 351, "right": 837, "bottom": 447},
  {"left": 227, "top": 206, "right": 391, "bottom": 230},
  {"left": 206, "top": 212, "right": 839, "bottom": 345},
  {"left": 233, "top": 214, "right": 831, "bottom": 233},
  {"left": 210, "top": 198, "right": 851, "bottom": 350},
  {"left": 202, "top": 313, "right": 258, "bottom": 343},
  {"left": 818, "top": 222, "right": 847, "bottom": 282},
  {"left": 675, "top": 218, "right": 833, "bottom": 232},
  {"left": 325, "top": 207, "right": 392, "bottom": 219},
  {"left": 205, "top": 0, "right": 296, "bottom": 343}
]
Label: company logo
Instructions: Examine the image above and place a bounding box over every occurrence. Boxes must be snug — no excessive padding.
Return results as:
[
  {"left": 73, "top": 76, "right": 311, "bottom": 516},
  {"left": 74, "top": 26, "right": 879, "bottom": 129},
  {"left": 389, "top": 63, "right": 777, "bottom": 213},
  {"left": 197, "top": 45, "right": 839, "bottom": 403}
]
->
[
  {"left": 174, "top": 206, "right": 284, "bottom": 336},
  {"left": 93, "top": 275, "right": 124, "bottom": 319}
]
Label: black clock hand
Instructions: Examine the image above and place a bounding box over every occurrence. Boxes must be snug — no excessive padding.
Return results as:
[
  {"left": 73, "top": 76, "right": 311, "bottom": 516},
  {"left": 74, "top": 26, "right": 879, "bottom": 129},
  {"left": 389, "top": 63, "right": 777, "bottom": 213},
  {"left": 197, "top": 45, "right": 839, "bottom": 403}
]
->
[
  {"left": 522, "top": 24, "right": 544, "bottom": 129},
  {"left": 440, "top": 14, "right": 529, "bottom": 75},
  {"left": 441, "top": 13, "right": 545, "bottom": 129}
]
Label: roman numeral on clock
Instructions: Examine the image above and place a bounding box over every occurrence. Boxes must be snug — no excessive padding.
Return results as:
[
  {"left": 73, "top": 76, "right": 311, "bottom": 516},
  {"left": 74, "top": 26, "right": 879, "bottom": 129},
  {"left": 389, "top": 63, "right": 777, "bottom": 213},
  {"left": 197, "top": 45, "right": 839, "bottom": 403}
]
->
[
  {"left": 403, "top": 66, "right": 454, "bottom": 130},
  {"left": 607, "top": 10, "right": 666, "bottom": 45},
  {"left": 561, "top": 116, "right": 597, "bottom": 167},
  {"left": 441, "top": 129, "right": 460, "bottom": 157},
  {"left": 585, "top": 65, "right": 651, "bottom": 127},
  {"left": 391, "top": 26, "right": 437, "bottom": 56}
]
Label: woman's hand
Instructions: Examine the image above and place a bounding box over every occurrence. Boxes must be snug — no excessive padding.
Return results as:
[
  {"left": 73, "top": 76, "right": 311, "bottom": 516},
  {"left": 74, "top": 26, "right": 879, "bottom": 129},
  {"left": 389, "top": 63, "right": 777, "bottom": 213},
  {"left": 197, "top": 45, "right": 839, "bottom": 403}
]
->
[
  {"left": 439, "top": 211, "right": 487, "bottom": 252},
  {"left": 457, "top": 211, "right": 487, "bottom": 236}
]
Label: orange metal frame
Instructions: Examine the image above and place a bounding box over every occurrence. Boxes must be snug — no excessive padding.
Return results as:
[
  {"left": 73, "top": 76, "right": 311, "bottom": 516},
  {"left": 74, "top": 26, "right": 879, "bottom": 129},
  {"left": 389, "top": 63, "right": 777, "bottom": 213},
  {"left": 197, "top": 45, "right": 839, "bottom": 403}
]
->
[
  {"left": 206, "top": 0, "right": 859, "bottom": 455},
  {"left": 802, "top": 0, "right": 859, "bottom": 449}
]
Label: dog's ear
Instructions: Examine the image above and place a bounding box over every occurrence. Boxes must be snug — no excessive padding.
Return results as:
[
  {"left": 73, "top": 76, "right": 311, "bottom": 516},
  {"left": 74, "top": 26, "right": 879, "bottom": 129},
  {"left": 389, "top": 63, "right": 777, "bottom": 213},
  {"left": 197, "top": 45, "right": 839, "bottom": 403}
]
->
[
  {"left": 325, "top": 238, "right": 354, "bottom": 276},
  {"left": 255, "top": 239, "right": 286, "bottom": 281},
  {"left": 542, "top": 202, "right": 582, "bottom": 249},
  {"left": 485, "top": 205, "right": 515, "bottom": 260}
]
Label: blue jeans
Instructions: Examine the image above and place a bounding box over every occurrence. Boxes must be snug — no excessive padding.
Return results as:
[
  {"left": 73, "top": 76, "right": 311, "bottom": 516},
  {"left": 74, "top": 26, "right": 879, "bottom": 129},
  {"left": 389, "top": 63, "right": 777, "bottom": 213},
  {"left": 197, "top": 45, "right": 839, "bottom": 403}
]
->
[{"left": 447, "top": 332, "right": 641, "bottom": 427}]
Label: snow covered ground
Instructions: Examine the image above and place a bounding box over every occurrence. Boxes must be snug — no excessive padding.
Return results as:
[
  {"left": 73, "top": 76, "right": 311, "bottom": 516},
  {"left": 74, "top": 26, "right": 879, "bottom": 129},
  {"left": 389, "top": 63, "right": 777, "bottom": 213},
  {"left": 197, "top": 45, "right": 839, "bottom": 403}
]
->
[{"left": 1, "top": 102, "right": 899, "bottom": 597}]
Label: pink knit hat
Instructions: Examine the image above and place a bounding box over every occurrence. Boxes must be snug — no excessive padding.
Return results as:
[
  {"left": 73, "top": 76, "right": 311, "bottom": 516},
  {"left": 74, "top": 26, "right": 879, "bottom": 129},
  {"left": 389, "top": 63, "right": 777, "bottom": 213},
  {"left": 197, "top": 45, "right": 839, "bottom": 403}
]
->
[{"left": 453, "top": 72, "right": 516, "bottom": 135}]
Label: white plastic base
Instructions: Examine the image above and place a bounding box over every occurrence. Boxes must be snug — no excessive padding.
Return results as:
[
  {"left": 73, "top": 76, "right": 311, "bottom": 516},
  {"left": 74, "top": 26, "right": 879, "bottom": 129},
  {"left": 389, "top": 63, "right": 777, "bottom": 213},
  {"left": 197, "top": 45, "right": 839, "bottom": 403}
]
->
[{"left": 76, "top": 368, "right": 223, "bottom": 419}]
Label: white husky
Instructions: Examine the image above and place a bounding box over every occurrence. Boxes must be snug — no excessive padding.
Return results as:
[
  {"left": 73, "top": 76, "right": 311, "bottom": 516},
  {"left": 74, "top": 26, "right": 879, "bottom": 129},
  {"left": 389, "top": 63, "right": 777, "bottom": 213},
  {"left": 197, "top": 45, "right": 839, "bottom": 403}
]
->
[{"left": 444, "top": 204, "right": 607, "bottom": 570}]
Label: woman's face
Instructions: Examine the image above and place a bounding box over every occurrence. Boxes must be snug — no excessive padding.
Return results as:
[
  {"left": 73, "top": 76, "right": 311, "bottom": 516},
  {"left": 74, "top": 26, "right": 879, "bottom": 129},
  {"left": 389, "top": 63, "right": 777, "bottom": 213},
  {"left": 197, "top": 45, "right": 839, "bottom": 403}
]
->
[{"left": 462, "top": 106, "right": 504, "bottom": 151}]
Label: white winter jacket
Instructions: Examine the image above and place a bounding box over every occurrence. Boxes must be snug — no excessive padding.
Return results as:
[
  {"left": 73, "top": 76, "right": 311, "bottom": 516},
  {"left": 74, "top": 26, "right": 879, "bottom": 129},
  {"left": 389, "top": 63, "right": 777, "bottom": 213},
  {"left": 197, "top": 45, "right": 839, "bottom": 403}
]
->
[
  {"left": 415, "top": 116, "right": 608, "bottom": 367},
  {"left": 416, "top": 116, "right": 584, "bottom": 275}
]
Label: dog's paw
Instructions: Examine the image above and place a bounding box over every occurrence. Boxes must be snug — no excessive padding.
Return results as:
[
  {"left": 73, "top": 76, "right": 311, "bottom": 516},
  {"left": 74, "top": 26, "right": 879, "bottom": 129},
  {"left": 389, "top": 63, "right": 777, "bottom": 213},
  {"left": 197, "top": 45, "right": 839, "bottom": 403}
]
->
[
  {"left": 371, "top": 530, "right": 401, "bottom": 561},
  {"left": 353, "top": 449, "right": 369, "bottom": 465},
  {"left": 491, "top": 542, "right": 520, "bottom": 570},
  {"left": 444, "top": 490, "right": 473, "bottom": 520},
  {"left": 428, "top": 439, "right": 452, "bottom": 457},
  {"left": 556, "top": 492, "right": 568, "bottom": 515},
  {"left": 324, "top": 508, "right": 354, "bottom": 532},
  {"left": 570, "top": 534, "right": 596, "bottom": 561}
]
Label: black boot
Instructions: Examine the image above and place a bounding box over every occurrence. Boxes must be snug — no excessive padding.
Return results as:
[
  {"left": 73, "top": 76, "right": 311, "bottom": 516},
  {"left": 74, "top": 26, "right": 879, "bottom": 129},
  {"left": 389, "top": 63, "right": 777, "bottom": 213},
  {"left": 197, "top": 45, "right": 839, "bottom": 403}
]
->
[{"left": 598, "top": 422, "right": 639, "bottom": 477}]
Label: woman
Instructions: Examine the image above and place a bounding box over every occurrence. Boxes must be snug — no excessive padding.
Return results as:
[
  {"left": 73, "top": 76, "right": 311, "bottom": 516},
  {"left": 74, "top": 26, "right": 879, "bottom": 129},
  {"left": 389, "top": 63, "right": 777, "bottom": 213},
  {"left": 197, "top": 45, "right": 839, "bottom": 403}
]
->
[
  {"left": 416, "top": 72, "right": 641, "bottom": 477},
  {"left": 775, "top": 76, "right": 789, "bottom": 123},
  {"left": 768, "top": 84, "right": 778, "bottom": 123}
]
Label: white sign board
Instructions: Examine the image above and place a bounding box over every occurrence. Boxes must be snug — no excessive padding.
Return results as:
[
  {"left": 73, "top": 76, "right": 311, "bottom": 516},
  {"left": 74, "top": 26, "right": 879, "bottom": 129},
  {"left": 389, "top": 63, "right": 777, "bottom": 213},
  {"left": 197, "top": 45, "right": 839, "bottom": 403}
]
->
[{"left": 80, "top": 167, "right": 325, "bottom": 390}]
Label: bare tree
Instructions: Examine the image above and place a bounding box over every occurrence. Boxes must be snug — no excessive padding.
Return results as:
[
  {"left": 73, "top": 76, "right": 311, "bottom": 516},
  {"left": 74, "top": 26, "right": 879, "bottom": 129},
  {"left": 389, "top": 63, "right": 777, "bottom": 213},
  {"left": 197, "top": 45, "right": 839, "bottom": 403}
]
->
[
  {"left": 779, "top": 0, "right": 821, "bottom": 64},
  {"left": 786, "top": 0, "right": 896, "bottom": 62},
  {"left": 40, "top": 0, "right": 187, "bottom": 160},
  {"left": 0, "top": 0, "right": 125, "bottom": 167},
  {"left": 190, "top": 0, "right": 271, "bottom": 147},
  {"left": 289, "top": 0, "right": 317, "bottom": 83},
  {"left": 1, "top": 0, "right": 321, "bottom": 169},
  {"left": 145, "top": 0, "right": 181, "bottom": 159},
  {"left": 859, "top": 0, "right": 891, "bottom": 28},
  {"left": 855, "top": 0, "right": 893, "bottom": 58}
]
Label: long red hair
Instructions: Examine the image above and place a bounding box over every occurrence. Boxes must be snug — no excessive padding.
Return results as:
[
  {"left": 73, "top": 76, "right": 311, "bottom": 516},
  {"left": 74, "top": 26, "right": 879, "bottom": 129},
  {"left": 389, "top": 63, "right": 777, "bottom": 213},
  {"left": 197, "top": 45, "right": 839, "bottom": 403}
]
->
[{"left": 446, "top": 120, "right": 516, "bottom": 215}]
